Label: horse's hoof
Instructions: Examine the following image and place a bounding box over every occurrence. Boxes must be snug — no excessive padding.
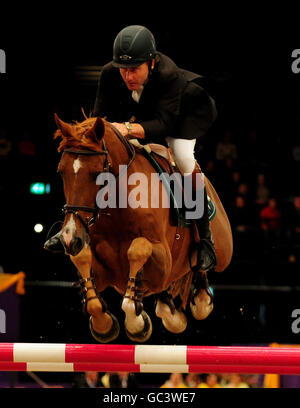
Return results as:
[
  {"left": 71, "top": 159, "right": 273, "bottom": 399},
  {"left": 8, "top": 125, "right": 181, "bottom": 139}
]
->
[
  {"left": 190, "top": 297, "right": 214, "bottom": 320},
  {"left": 125, "top": 311, "right": 152, "bottom": 343},
  {"left": 89, "top": 312, "right": 120, "bottom": 343},
  {"left": 155, "top": 301, "right": 187, "bottom": 333},
  {"left": 160, "top": 310, "right": 187, "bottom": 333}
]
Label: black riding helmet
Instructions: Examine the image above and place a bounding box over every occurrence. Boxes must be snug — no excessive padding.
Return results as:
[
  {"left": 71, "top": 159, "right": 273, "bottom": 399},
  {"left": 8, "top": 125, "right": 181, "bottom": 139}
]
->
[{"left": 112, "top": 25, "right": 156, "bottom": 68}]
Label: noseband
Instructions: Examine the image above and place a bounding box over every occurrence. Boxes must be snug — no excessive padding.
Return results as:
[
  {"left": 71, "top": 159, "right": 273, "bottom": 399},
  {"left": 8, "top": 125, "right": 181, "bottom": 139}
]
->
[{"left": 62, "top": 125, "right": 136, "bottom": 233}]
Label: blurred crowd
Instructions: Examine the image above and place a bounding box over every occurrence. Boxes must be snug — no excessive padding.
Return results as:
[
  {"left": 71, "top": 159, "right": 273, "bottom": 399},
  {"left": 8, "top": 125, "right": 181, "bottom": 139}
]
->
[
  {"left": 1, "top": 125, "right": 299, "bottom": 265},
  {"left": 198, "top": 129, "right": 300, "bottom": 263},
  {"left": 161, "top": 372, "right": 258, "bottom": 388},
  {"left": 72, "top": 371, "right": 269, "bottom": 389}
]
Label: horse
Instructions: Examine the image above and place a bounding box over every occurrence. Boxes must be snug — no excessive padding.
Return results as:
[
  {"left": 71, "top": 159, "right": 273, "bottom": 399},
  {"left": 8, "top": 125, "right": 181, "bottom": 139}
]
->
[{"left": 46, "top": 114, "right": 233, "bottom": 343}]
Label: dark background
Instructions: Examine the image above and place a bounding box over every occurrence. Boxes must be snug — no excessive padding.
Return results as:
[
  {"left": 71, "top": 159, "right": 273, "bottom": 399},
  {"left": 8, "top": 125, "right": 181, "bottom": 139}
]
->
[{"left": 1, "top": 7, "right": 300, "bottom": 377}]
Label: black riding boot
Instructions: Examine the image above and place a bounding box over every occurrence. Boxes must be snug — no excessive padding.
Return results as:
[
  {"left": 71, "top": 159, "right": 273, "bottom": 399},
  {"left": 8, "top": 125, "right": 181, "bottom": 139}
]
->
[
  {"left": 194, "top": 186, "right": 216, "bottom": 272},
  {"left": 189, "top": 164, "right": 216, "bottom": 272}
]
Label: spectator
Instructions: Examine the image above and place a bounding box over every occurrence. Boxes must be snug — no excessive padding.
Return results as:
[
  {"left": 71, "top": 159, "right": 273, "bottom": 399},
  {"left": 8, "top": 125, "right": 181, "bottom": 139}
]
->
[
  {"left": 161, "top": 373, "right": 188, "bottom": 388},
  {"left": 185, "top": 373, "right": 201, "bottom": 388},
  {"left": 237, "top": 182, "right": 251, "bottom": 202},
  {"left": 260, "top": 198, "right": 282, "bottom": 252},
  {"left": 72, "top": 371, "right": 102, "bottom": 388},
  {"left": 230, "top": 195, "right": 257, "bottom": 258},
  {"left": 292, "top": 196, "right": 300, "bottom": 234},
  {"left": 231, "top": 170, "right": 242, "bottom": 193},
  {"left": 230, "top": 195, "right": 255, "bottom": 231},
  {"left": 285, "top": 195, "right": 300, "bottom": 258},
  {"left": 244, "top": 374, "right": 262, "bottom": 388},
  {"left": 219, "top": 373, "right": 231, "bottom": 387},
  {"left": 0, "top": 128, "right": 12, "bottom": 158},
  {"left": 216, "top": 131, "right": 238, "bottom": 162},
  {"left": 291, "top": 134, "right": 300, "bottom": 163},
  {"left": 260, "top": 198, "right": 281, "bottom": 232},
  {"left": 255, "top": 173, "right": 270, "bottom": 207},
  {"left": 244, "top": 129, "right": 267, "bottom": 168},
  {"left": 224, "top": 170, "right": 242, "bottom": 206},
  {"left": 109, "top": 372, "right": 138, "bottom": 388},
  {"left": 17, "top": 130, "right": 36, "bottom": 156},
  {"left": 225, "top": 373, "right": 249, "bottom": 388},
  {"left": 198, "top": 373, "right": 221, "bottom": 388},
  {"left": 203, "top": 159, "right": 218, "bottom": 187}
]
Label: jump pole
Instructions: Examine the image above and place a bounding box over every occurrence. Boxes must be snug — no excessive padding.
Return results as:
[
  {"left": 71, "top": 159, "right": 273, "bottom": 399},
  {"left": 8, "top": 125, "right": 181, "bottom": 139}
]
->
[
  {"left": 1, "top": 362, "right": 300, "bottom": 375},
  {"left": 1, "top": 344, "right": 300, "bottom": 374}
]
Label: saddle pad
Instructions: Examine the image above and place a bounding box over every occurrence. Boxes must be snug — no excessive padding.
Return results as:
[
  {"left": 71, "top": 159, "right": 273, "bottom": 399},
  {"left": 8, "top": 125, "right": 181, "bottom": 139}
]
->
[{"left": 141, "top": 146, "right": 216, "bottom": 227}]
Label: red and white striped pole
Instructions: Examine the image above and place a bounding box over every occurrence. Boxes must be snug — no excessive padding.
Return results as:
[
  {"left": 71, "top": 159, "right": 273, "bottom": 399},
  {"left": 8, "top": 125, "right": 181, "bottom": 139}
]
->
[
  {"left": 1, "top": 362, "right": 300, "bottom": 374},
  {"left": 0, "top": 344, "right": 300, "bottom": 374}
]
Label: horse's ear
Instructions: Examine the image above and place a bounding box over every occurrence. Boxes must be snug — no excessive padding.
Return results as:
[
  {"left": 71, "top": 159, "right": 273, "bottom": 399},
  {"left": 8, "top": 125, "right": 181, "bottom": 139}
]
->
[
  {"left": 54, "top": 113, "right": 74, "bottom": 137},
  {"left": 88, "top": 117, "right": 105, "bottom": 142}
]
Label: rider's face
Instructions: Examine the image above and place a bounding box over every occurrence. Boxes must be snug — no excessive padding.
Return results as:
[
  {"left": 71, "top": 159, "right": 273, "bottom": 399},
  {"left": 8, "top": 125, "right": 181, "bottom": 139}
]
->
[{"left": 120, "top": 62, "right": 150, "bottom": 91}]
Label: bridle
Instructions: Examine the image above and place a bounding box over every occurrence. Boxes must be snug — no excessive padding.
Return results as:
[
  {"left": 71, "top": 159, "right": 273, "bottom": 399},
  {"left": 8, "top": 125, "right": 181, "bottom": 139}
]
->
[
  {"left": 62, "top": 145, "right": 108, "bottom": 233},
  {"left": 61, "top": 124, "right": 136, "bottom": 233}
]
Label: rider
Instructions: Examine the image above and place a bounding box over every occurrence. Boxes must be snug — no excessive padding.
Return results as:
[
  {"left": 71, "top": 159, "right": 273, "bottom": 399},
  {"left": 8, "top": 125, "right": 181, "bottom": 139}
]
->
[{"left": 46, "top": 25, "right": 217, "bottom": 273}]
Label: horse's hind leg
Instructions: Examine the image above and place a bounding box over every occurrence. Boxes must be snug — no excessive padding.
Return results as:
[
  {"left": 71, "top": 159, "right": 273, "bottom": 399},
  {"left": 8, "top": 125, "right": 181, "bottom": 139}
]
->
[
  {"left": 155, "top": 291, "right": 187, "bottom": 333},
  {"left": 122, "top": 237, "right": 153, "bottom": 343},
  {"left": 70, "top": 246, "right": 119, "bottom": 343},
  {"left": 190, "top": 271, "right": 214, "bottom": 320}
]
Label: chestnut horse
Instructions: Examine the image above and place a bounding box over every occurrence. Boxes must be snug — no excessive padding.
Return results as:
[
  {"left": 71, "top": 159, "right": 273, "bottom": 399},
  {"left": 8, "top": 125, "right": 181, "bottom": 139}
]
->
[{"left": 48, "top": 114, "right": 233, "bottom": 343}]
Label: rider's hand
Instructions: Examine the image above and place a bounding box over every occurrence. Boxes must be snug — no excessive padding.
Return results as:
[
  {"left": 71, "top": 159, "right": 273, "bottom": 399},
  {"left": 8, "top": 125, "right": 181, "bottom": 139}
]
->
[
  {"left": 111, "top": 122, "right": 128, "bottom": 137},
  {"left": 111, "top": 122, "right": 145, "bottom": 140}
]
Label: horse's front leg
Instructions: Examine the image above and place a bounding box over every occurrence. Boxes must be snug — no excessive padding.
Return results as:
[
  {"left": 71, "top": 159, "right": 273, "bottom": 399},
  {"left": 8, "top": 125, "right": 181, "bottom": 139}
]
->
[
  {"left": 122, "top": 237, "right": 153, "bottom": 343},
  {"left": 70, "top": 246, "right": 119, "bottom": 343}
]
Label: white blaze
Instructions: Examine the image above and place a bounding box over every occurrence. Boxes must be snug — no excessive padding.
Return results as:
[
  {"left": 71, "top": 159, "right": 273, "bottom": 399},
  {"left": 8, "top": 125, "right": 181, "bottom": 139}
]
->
[
  {"left": 73, "top": 158, "right": 81, "bottom": 174},
  {"left": 61, "top": 215, "right": 76, "bottom": 246}
]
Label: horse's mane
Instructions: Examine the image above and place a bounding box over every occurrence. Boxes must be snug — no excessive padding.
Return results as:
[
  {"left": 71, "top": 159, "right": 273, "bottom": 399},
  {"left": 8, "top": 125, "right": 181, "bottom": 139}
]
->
[{"left": 54, "top": 117, "right": 106, "bottom": 152}]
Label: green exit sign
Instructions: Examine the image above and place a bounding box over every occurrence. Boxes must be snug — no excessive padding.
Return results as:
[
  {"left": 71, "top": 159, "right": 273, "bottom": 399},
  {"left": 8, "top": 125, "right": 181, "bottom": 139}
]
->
[{"left": 30, "top": 183, "right": 51, "bottom": 195}]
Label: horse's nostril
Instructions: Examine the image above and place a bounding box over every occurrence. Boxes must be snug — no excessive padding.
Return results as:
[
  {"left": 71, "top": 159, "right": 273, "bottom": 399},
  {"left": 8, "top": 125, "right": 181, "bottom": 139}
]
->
[
  {"left": 44, "top": 234, "right": 64, "bottom": 253},
  {"left": 70, "top": 237, "right": 83, "bottom": 255}
]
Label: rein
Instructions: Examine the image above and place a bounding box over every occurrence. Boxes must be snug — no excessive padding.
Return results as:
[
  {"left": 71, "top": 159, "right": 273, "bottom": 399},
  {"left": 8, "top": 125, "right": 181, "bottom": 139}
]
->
[{"left": 61, "top": 124, "right": 136, "bottom": 233}]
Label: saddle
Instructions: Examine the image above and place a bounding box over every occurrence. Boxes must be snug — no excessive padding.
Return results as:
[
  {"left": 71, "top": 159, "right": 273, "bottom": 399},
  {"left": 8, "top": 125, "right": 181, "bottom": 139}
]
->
[
  {"left": 129, "top": 139, "right": 216, "bottom": 228},
  {"left": 130, "top": 139, "right": 190, "bottom": 228}
]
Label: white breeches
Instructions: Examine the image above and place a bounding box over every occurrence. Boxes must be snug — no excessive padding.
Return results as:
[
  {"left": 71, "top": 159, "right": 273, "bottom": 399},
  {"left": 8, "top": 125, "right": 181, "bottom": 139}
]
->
[{"left": 165, "top": 137, "right": 196, "bottom": 175}]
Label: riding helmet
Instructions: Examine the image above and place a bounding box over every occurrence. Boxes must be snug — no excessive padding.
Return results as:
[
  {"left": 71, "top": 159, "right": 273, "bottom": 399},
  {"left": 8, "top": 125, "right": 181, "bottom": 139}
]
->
[{"left": 112, "top": 25, "right": 156, "bottom": 68}]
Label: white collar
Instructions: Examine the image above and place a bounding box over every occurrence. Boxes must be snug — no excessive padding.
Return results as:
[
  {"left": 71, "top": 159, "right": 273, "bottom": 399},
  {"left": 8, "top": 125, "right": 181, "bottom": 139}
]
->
[{"left": 132, "top": 86, "right": 144, "bottom": 103}]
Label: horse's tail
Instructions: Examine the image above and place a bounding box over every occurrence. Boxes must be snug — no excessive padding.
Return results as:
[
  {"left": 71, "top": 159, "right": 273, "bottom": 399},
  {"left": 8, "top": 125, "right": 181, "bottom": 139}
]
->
[{"left": 169, "top": 270, "right": 194, "bottom": 309}]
